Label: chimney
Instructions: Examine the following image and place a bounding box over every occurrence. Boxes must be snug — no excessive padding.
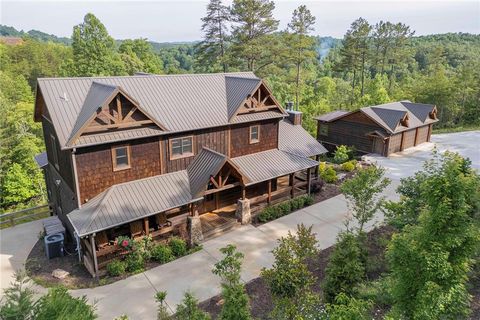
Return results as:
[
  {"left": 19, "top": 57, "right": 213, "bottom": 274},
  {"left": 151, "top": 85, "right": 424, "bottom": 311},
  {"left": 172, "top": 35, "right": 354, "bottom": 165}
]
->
[{"left": 285, "top": 101, "right": 302, "bottom": 125}]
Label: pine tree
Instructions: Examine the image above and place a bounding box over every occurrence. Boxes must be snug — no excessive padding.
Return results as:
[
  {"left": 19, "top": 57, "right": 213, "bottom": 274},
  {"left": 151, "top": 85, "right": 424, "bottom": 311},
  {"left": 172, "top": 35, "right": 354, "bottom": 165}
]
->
[
  {"left": 196, "top": 0, "right": 230, "bottom": 72},
  {"left": 230, "top": 0, "right": 279, "bottom": 71},
  {"left": 286, "top": 5, "right": 316, "bottom": 110},
  {"left": 72, "top": 13, "right": 123, "bottom": 76}
]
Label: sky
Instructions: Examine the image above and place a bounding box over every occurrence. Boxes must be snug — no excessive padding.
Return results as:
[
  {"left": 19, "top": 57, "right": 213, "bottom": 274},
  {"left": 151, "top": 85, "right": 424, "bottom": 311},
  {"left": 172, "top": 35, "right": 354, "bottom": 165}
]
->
[{"left": 0, "top": 0, "right": 479, "bottom": 42}]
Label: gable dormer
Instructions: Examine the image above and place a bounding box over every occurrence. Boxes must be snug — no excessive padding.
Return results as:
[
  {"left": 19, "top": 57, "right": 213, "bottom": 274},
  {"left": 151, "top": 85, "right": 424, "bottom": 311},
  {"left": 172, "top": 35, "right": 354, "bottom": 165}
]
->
[
  {"left": 237, "top": 82, "right": 282, "bottom": 115},
  {"left": 400, "top": 113, "right": 409, "bottom": 127},
  {"left": 429, "top": 106, "right": 438, "bottom": 120},
  {"left": 67, "top": 82, "right": 166, "bottom": 146}
]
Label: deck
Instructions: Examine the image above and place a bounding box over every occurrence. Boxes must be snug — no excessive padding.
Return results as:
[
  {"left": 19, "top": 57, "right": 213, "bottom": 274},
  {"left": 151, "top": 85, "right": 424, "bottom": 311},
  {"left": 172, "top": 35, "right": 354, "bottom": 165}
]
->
[{"left": 200, "top": 205, "right": 238, "bottom": 239}]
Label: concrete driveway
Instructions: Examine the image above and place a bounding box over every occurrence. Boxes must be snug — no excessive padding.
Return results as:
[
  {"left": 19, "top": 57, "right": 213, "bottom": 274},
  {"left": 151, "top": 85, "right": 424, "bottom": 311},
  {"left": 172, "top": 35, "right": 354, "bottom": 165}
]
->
[{"left": 364, "top": 131, "right": 480, "bottom": 180}]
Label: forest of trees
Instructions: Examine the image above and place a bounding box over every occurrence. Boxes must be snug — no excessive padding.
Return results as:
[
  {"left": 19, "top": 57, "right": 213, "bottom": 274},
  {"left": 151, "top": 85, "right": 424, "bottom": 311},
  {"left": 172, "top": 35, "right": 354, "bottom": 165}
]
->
[{"left": 0, "top": 0, "right": 479, "bottom": 212}]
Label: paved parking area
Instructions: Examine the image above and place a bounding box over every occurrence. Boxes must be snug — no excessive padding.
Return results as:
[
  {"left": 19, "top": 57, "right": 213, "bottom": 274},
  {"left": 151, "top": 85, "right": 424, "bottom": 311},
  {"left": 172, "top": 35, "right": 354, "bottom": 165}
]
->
[{"left": 364, "top": 131, "right": 479, "bottom": 180}]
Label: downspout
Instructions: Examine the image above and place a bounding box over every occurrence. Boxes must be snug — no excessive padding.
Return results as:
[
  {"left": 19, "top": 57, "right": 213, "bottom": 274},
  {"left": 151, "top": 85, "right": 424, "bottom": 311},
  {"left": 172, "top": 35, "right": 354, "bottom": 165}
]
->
[{"left": 71, "top": 148, "right": 82, "bottom": 208}]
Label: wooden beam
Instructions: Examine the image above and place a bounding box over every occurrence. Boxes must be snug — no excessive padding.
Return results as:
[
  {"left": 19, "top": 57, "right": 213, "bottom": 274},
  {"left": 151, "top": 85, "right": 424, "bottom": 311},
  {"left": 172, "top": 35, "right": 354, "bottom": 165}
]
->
[
  {"left": 241, "top": 186, "right": 246, "bottom": 200},
  {"left": 90, "top": 235, "right": 98, "bottom": 279},
  {"left": 400, "top": 132, "right": 405, "bottom": 151},
  {"left": 101, "top": 110, "right": 118, "bottom": 124},
  {"left": 215, "top": 193, "right": 219, "bottom": 210},
  {"left": 123, "top": 107, "right": 137, "bottom": 122},
  {"left": 116, "top": 96, "right": 122, "bottom": 122},
  {"left": 307, "top": 168, "right": 312, "bottom": 195},
  {"left": 238, "top": 105, "right": 279, "bottom": 115},
  {"left": 204, "top": 182, "right": 240, "bottom": 195},
  {"left": 83, "top": 120, "right": 154, "bottom": 133},
  {"left": 267, "top": 180, "right": 272, "bottom": 204},
  {"left": 144, "top": 218, "right": 149, "bottom": 236},
  {"left": 414, "top": 128, "right": 419, "bottom": 146},
  {"left": 210, "top": 176, "right": 220, "bottom": 189},
  {"left": 427, "top": 124, "right": 432, "bottom": 142},
  {"left": 289, "top": 173, "right": 295, "bottom": 198}
]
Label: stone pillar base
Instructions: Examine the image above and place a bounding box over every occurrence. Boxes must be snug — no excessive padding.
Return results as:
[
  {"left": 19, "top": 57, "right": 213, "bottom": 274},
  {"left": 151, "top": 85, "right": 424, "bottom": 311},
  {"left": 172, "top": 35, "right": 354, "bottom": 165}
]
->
[
  {"left": 187, "top": 215, "right": 203, "bottom": 246},
  {"left": 235, "top": 199, "right": 251, "bottom": 225}
]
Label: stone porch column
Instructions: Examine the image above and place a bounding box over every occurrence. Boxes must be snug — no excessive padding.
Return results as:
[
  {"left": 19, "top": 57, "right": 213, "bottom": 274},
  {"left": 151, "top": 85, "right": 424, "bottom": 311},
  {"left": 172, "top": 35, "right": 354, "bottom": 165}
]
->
[
  {"left": 187, "top": 210, "right": 203, "bottom": 246},
  {"left": 235, "top": 198, "right": 251, "bottom": 225}
]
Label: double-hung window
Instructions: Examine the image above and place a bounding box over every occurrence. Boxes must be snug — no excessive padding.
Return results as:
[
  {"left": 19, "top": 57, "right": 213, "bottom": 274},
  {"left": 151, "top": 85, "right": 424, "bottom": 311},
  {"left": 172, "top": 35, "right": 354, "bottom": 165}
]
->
[
  {"left": 112, "top": 145, "right": 131, "bottom": 171},
  {"left": 249, "top": 125, "right": 260, "bottom": 144},
  {"left": 170, "top": 136, "right": 194, "bottom": 159}
]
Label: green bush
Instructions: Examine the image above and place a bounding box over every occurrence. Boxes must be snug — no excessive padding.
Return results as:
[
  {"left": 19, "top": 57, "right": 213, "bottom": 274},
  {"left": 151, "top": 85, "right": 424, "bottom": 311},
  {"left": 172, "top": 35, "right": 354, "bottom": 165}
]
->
[
  {"left": 277, "top": 202, "right": 292, "bottom": 215},
  {"left": 125, "top": 251, "right": 144, "bottom": 273},
  {"left": 304, "top": 195, "right": 314, "bottom": 206},
  {"left": 341, "top": 160, "right": 356, "bottom": 172},
  {"left": 333, "top": 145, "right": 349, "bottom": 164},
  {"left": 106, "top": 259, "right": 126, "bottom": 277},
  {"left": 320, "top": 165, "right": 338, "bottom": 183},
  {"left": 257, "top": 196, "right": 314, "bottom": 223},
  {"left": 169, "top": 237, "right": 187, "bottom": 257},
  {"left": 151, "top": 244, "right": 173, "bottom": 264},
  {"left": 34, "top": 287, "right": 96, "bottom": 320}
]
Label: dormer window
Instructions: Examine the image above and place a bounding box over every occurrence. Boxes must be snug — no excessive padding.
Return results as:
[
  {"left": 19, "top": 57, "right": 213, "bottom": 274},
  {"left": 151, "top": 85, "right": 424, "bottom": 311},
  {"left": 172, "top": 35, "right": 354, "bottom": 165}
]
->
[
  {"left": 249, "top": 125, "right": 260, "bottom": 144},
  {"left": 112, "top": 145, "right": 131, "bottom": 171},
  {"left": 170, "top": 136, "right": 194, "bottom": 160}
]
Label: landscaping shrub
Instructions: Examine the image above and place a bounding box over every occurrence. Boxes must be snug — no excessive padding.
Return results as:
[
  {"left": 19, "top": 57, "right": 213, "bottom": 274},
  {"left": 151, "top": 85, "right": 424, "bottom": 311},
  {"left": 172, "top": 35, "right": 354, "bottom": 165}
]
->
[
  {"left": 257, "top": 195, "right": 314, "bottom": 223},
  {"left": 169, "top": 237, "right": 187, "bottom": 257},
  {"left": 318, "top": 161, "right": 327, "bottom": 173},
  {"left": 151, "top": 244, "right": 173, "bottom": 264},
  {"left": 175, "top": 292, "right": 211, "bottom": 320},
  {"left": 106, "top": 259, "right": 126, "bottom": 277},
  {"left": 125, "top": 251, "right": 144, "bottom": 273},
  {"left": 341, "top": 160, "right": 356, "bottom": 172},
  {"left": 310, "top": 179, "right": 324, "bottom": 193},
  {"left": 320, "top": 165, "right": 338, "bottom": 183},
  {"left": 333, "top": 145, "right": 349, "bottom": 164},
  {"left": 34, "top": 287, "right": 96, "bottom": 320}
]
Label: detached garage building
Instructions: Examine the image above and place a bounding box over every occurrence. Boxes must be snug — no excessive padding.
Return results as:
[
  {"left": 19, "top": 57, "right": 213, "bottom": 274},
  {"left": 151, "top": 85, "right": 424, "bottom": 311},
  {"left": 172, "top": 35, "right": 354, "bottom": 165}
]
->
[{"left": 315, "top": 101, "right": 439, "bottom": 156}]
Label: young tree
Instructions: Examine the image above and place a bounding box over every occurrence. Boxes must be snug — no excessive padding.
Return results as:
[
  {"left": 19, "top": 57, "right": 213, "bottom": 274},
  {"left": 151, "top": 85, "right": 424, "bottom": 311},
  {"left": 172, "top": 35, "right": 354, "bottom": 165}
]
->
[
  {"left": 196, "top": 0, "right": 230, "bottom": 72},
  {"left": 262, "top": 224, "right": 320, "bottom": 319},
  {"left": 285, "top": 5, "right": 317, "bottom": 110},
  {"left": 175, "top": 292, "right": 210, "bottom": 320},
  {"left": 72, "top": 13, "right": 124, "bottom": 76},
  {"left": 230, "top": 0, "right": 279, "bottom": 71},
  {"left": 118, "top": 39, "right": 163, "bottom": 74},
  {"left": 387, "top": 151, "right": 480, "bottom": 319},
  {"left": 34, "top": 287, "right": 96, "bottom": 320},
  {"left": 0, "top": 271, "right": 36, "bottom": 320},
  {"left": 323, "top": 231, "right": 366, "bottom": 303},
  {"left": 155, "top": 291, "right": 170, "bottom": 320},
  {"left": 340, "top": 165, "right": 390, "bottom": 233},
  {"left": 212, "top": 245, "right": 251, "bottom": 320}
]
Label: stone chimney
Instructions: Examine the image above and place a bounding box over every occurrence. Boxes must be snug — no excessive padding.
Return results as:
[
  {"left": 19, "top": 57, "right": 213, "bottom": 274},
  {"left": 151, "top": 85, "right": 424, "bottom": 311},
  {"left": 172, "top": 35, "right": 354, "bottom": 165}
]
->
[{"left": 285, "top": 101, "right": 302, "bottom": 125}]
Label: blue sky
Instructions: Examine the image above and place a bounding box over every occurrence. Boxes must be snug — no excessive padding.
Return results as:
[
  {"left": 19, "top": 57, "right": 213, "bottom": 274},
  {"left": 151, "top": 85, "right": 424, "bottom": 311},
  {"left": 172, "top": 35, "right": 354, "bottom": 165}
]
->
[{"left": 1, "top": 0, "right": 479, "bottom": 42}]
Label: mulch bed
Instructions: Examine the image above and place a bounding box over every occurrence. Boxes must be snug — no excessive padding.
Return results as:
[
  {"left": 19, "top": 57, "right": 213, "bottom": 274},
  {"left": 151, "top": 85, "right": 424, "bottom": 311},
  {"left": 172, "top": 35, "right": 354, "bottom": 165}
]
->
[{"left": 199, "top": 226, "right": 396, "bottom": 319}]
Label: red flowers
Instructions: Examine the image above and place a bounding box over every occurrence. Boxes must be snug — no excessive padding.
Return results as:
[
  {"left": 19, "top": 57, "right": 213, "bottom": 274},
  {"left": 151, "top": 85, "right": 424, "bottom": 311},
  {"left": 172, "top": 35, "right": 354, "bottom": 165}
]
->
[{"left": 121, "top": 240, "right": 129, "bottom": 247}]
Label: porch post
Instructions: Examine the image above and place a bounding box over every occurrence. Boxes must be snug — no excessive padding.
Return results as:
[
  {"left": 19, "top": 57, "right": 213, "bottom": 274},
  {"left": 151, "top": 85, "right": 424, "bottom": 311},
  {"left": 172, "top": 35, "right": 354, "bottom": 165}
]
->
[
  {"left": 414, "top": 128, "right": 419, "bottom": 146},
  {"left": 241, "top": 185, "right": 246, "bottom": 200},
  {"left": 90, "top": 234, "right": 98, "bottom": 279},
  {"left": 289, "top": 173, "right": 295, "bottom": 198},
  {"left": 307, "top": 168, "right": 312, "bottom": 195},
  {"left": 144, "top": 218, "right": 149, "bottom": 236},
  {"left": 215, "top": 193, "right": 219, "bottom": 210},
  {"left": 314, "top": 155, "right": 320, "bottom": 178},
  {"left": 188, "top": 202, "right": 203, "bottom": 246},
  {"left": 400, "top": 132, "right": 405, "bottom": 151},
  {"left": 267, "top": 180, "right": 272, "bottom": 204}
]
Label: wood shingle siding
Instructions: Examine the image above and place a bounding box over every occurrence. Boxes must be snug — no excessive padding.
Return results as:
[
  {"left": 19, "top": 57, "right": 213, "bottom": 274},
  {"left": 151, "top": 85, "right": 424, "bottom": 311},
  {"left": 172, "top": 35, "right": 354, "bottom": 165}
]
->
[
  {"left": 76, "top": 137, "right": 162, "bottom": 204},
  {"left": 230, "top": 120, "right": 278, "bottom": 158}
]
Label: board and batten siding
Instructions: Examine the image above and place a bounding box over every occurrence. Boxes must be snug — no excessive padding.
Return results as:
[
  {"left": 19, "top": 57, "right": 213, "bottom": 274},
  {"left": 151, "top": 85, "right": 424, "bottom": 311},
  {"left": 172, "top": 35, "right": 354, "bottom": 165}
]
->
[
  {"left": 230, "top": 120, "right": 279, "bottom": 158},
  {"left": 317, "top": 112, "right": 387, "bottom": 153},
  {"left": 75, "top": 137, "right": 162, "bottom": 204}
]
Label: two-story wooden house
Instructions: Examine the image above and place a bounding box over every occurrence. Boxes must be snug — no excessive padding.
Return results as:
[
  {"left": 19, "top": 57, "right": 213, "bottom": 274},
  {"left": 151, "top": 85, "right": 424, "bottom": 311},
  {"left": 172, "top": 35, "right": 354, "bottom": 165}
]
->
[{"left": 34, "top": 72, "right": 327, "bottom": 276}]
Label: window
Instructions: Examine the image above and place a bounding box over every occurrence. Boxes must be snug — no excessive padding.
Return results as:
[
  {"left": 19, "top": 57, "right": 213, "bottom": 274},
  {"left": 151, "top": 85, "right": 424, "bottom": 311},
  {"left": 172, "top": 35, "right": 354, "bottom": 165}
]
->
[
  {"left": 50, "top": 134, "right": 59, "bottom": 170},
  {"left": 112, "top": 145, "right": 131, "bottom": 171},
  {"left": 249, "top": 125, "right": 260, "bottom": 144},
  {"left": 319, "top": 124, "right": 329, "bottom": 136},
  {"left": 170, "top": 136, "right": 194, "bottom": 159}
]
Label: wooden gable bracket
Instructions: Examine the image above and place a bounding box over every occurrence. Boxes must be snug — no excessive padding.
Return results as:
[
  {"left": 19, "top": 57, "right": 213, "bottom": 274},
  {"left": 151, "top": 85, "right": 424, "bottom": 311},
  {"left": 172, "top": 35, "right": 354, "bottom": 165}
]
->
[
  {"left": 429, "top": 106, "right": 438, "bottom": 120},
  {"left": 231, "top": 80, "right": 288, "bottom": 119},
  {"left": 400, "top": 113, "right": 409, "bottom": 127},
  {"left": 204, "top": 160, "right": 249, "bottom": 195}
]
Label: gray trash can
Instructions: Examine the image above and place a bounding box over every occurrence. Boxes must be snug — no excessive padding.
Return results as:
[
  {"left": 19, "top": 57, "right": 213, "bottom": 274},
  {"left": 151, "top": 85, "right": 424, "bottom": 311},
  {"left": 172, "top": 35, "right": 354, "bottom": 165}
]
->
[{"left": 44, "top": 233, "right": 64, "bottom": 259}]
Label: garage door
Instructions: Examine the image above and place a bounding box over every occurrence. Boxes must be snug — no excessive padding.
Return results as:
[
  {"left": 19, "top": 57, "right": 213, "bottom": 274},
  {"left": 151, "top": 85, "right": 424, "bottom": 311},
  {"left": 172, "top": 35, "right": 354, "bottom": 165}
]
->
[
  {"left": 416, "top": 126, "right": 429, "bottom": 144},
  {"left": 402, "top": 129, "right": 416, "bottom": 150}
]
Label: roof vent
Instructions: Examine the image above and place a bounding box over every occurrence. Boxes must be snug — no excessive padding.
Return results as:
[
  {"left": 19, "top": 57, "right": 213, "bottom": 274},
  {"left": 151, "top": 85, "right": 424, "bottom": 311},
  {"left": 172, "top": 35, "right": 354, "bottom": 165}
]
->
[{"left": 60, "top": 92, "right": 69, "bottom": 102}]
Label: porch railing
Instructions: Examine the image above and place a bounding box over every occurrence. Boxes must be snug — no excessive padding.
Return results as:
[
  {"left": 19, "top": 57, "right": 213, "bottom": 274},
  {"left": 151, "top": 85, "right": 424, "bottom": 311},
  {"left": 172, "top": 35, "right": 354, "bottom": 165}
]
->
[{"left": 0, "top": 204, "right": 51, "bottom": 229}]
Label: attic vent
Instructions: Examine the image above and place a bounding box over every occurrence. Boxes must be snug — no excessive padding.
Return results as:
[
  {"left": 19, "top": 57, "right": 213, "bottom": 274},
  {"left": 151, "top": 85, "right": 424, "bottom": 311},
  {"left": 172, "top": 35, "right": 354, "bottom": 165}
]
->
[{"left": 60, "top": 92, "right": 69, "bottom": 102}]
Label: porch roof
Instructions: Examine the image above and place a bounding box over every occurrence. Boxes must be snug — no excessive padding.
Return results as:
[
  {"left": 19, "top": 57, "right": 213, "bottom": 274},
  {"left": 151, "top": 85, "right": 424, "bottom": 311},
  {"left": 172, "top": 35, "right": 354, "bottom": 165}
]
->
[
  {"left": 278, "top": 119, "right": 328, "bottom": 158},
  {"left": 67, "top": 170, "right": 200, "bottom": 237},
  {"left": 231, "top": 149, "right": 319, "bottom": 186}
]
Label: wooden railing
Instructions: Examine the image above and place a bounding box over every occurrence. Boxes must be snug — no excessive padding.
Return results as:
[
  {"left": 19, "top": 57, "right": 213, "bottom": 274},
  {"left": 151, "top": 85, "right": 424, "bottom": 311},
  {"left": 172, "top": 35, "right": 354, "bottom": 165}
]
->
[{"left": 0, "top": 204, "right": 51, "bottom": 229}]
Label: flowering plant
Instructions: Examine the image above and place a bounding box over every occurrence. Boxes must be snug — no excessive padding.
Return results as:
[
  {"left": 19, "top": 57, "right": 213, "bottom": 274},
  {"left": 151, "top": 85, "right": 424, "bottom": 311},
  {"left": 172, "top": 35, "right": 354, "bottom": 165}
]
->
[{"left": 116, "top": 235, "right": 135, "bottom": 251}]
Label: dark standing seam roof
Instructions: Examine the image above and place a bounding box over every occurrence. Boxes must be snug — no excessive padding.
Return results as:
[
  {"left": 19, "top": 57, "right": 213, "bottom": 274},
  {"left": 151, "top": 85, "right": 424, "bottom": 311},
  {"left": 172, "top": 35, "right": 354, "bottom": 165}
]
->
[
  {"left": 187, "top": 148, "right": 228, "bottom": 198},
  {"left": 225, "top": 76, "right": 261, "bottom": 120},
  {"left": 314, "top": 110, "right": 349, "bottom": 122},
  {"left": 67, "top": 170, "right": 197, "bottom": 237},
  {"left": 278, "top": 120, "right": 328, "bottom": 157},
  {"left": 38, "top": 72, "right": 278, "bottom": 149},
  {"left": 231, "top": 149, "right": 319, "bottom": 186},
  {"left": 401, "top": 102, "right": 435, "bottom": 122},
  {"left": 369, "top": 107, "right": 407, "bottom": 132}
]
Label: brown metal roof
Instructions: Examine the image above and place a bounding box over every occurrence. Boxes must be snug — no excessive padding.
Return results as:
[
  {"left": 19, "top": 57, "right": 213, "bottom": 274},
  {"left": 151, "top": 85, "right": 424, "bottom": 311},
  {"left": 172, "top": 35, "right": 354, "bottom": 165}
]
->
[
  {"left": 230, "top": 110, "right": 285, "bottom": 124},
  {"left": 231, "top": 149, "right": 318, "bottom": 186},
  {"left": 279, "top": 120, "right": 328, "bottom": 158},
  {"left": 67, "top": 170, "right": 198, "bottom": 237},
  {"left": 38, "top": 72, "right": 285, "bottom": 149},
  {"left": 75, "top": 126, "right": 165, "bottom": 147}
]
